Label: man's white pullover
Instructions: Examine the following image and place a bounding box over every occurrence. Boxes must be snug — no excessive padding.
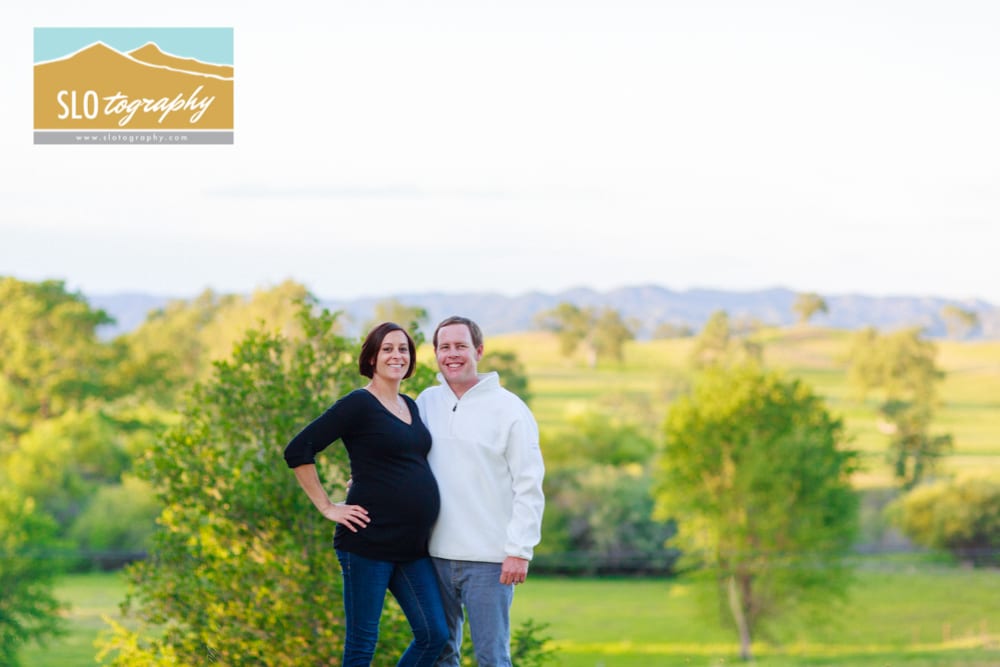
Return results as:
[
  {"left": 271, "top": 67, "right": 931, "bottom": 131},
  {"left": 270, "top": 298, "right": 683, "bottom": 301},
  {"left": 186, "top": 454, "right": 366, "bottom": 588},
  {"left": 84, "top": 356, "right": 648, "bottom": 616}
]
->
[{"left": 416, "top": 372, "right": 545, "bottom": 563}]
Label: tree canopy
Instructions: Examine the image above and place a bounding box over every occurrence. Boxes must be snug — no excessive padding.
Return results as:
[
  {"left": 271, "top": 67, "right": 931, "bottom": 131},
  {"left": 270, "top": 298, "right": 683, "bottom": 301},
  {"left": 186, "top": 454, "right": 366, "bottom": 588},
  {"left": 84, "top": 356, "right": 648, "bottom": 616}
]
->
[
  {"left": 688, "top": 310, "right": 762, "bottom": 369},
  {"left": 0, "top": 489, "right": 66, "bottom": 667},
  {"left": 100, "top": 304, "right": 441, "bottom": 665},
  {"left": 363, "top": 298, "right": 430, "bottom": 339},
  {"left": 847, "top": 326, "right": 951, "bottom": 489},
  {"left": 535, "top": 303, "right": 635, "bottom": 366},
  {"left": 888, "top": 474, "right": 1000, "bottom": 566},
  {"left": 940, "top": 304, "right": 980, "bottom": 340},
  {"left": 0, "top": 278, "right": 116, "bottom": 439},
  {"left": 479, "top": 349, "right": 532, "bottom": 404},
  {"left": 655, "top": 365, "right": 858, "bottom": 660},
  {"left": 792, "top": 292, "right": 828, "bottom": 325}
]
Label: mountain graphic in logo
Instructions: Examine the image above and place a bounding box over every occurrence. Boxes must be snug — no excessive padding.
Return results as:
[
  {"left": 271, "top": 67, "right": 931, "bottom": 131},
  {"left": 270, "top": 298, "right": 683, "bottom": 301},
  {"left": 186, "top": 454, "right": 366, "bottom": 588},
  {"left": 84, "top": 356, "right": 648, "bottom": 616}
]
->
[
  {"left": 126, "top": 42, "right": 233, "bottom": 79},
  {"left": 34, "top": 41, "right": 234, "bottom": 130}
]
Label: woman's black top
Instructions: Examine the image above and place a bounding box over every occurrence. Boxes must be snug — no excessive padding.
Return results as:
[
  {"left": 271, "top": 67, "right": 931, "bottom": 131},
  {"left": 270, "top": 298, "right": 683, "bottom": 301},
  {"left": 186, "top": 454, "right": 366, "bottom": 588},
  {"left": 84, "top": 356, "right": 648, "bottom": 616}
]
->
[{"left": 284, "top": 389, "right": 439, "bottom": 562}]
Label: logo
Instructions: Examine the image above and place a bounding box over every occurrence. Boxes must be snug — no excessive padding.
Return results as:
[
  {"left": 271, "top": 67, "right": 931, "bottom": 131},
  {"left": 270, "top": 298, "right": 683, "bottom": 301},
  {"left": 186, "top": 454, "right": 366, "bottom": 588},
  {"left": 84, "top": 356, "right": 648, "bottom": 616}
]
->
[{"left": 34, "top": 28, "right": 234, "bottom": 145}]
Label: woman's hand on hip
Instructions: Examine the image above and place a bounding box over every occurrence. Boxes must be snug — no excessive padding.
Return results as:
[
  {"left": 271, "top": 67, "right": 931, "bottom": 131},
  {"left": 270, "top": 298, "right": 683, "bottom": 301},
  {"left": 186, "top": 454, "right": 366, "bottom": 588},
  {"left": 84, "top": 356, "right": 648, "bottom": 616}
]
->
[{"left": 321, "top": 502, "right": 369, "bottom": 532}]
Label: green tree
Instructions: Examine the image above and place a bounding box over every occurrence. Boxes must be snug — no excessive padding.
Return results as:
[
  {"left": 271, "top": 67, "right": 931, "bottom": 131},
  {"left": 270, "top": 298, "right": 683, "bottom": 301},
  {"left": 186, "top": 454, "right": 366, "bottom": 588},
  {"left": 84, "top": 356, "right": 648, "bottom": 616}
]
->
[
  {"left": 689, "top": 310, "right": 731, "bottom": 368},
  {"left": 879, "top": 400, "right": 953, "bottom": 489},
  {"left": 0, "top": 277, "right": 116, "bottom": 439},
  {"left": 540, "top": 464, "right": 677, "bottom": 575},
  {"left": 535, "top": 303, "right": 635, "bottom": 366},
  {"left": 115, "top": 282, "right": 320, "bottom": 406},
  {"left": 792, "top": 292, "right": 828, "bottom": 325},
  {"left": 199, "top": 281, "right": 317, "bottom": 370},
  {"left": 0, "top": 278, "right": 184, "bottom": 569},
  {"left": 69, "top": 475, "right": 161, "bottom": 568},
  {"left": 479, "top": 349, "right": 532, "bottom": 404},
  {"left": 100, "top": 304, "right": 408, "bottom": 664},
  {"left": 111, "top": 288, "right": 235, "bottom": 403},
  {"left": 654, "top": 365, "right": 858, "bottom": 661},
  {"left": 364, "top": 298, "right": 430, "bottom": 339},
  {"left": 0, "top": 489, "right": 66, "bottom": 667},
  {"left": 590, "top": 308, "right": 636, "bottom": 363},
  {"left": 688, "top": 310, "right": 762, "bottom": 369},
  {"left": 887, "top": 474, "right": 1000, "bottom": 566},
  {"left": 538, "top": 408, "right": 674, "bottom": 574},
  {"left": 940, "top": 304, "right": 980, "bottom": 340},
  {"left": 847, "top": 327, "right": 951, "bottom": 489},
  {"left": 535, "top": 302, "right": 591, "bottom": 358},
  {"left": 541, "top": 408, "right": 655, "bottom": 468},
  {"left": 4, "top": 408, "right": 132, "bottom": 531}
]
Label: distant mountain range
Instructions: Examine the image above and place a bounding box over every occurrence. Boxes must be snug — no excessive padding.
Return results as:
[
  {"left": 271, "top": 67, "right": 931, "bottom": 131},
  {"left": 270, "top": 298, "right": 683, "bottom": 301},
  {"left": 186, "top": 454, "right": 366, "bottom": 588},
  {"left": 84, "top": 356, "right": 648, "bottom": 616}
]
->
[{"left": 89, "top": 285, "right": 1000, "bottom": 341}]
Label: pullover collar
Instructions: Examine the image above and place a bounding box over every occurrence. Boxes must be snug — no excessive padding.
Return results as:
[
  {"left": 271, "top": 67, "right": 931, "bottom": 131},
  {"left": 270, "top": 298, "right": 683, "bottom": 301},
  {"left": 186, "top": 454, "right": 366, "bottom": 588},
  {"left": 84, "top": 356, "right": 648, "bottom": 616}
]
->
[{"left": 434, "top": 371, "right": 500, "bottom": 403}]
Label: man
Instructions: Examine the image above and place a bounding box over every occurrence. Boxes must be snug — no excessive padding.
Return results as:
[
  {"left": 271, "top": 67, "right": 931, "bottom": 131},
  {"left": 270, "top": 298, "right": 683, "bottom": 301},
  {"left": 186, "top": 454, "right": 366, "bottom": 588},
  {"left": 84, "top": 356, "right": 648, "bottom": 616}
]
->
[{"left": 416, "top": 316, "right": 545, "bottom": 667}]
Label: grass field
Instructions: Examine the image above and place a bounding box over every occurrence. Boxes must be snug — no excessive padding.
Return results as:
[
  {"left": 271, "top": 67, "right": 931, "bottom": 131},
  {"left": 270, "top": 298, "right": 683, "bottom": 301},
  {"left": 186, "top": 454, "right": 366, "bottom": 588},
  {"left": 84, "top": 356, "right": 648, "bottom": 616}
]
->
[
  {"left": 22, "top": 562, "right": 1000, "bottom": 667},
  {"left": 511, "top": 561, "right": 1000, "bottom": 666},
  {"left": 20, "top": 572, "right": 127, "bottom": 667}
]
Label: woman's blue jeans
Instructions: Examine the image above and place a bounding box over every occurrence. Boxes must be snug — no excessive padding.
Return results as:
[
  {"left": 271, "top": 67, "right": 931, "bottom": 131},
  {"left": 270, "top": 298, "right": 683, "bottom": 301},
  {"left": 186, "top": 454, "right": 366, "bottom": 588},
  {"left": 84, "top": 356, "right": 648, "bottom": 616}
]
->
[{"left": 336, "top": 549, "right": 448, "bottom": 667}]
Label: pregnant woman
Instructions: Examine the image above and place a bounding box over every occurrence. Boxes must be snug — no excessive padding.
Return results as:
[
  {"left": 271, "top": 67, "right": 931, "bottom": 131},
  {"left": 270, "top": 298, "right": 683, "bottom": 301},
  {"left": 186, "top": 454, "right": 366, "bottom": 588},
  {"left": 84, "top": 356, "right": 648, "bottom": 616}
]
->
[{"left": 284, "top": 322, "right": 447, "bottom": 666}]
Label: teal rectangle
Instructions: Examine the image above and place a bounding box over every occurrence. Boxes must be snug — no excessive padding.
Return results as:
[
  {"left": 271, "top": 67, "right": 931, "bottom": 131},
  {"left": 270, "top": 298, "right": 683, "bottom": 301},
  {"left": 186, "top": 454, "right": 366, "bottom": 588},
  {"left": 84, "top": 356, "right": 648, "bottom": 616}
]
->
[{"left": 34, "top": 27, "right": 233, "bottom": 66}]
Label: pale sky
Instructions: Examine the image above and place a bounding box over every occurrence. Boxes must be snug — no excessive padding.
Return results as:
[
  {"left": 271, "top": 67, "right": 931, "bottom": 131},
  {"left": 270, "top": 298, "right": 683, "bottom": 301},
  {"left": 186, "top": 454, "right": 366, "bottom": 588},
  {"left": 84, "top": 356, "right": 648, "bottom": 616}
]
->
[{"left": 3, "top": 1, "right": 998, "bottom": 303}]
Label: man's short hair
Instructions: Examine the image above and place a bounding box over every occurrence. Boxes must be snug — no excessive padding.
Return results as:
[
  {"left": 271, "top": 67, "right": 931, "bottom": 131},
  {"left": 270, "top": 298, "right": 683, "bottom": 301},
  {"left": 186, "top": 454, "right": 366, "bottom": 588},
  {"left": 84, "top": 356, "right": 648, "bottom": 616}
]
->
[{"left": 433, "top": 316, "right": 484, "bottom": 349}]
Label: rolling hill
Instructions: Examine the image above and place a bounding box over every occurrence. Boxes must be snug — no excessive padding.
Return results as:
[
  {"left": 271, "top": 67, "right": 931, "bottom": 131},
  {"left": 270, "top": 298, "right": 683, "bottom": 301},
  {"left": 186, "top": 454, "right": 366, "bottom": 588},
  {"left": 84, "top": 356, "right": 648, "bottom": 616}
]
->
[{"left": 89, "top": 284, "right": 1000, "bottom": 340}]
